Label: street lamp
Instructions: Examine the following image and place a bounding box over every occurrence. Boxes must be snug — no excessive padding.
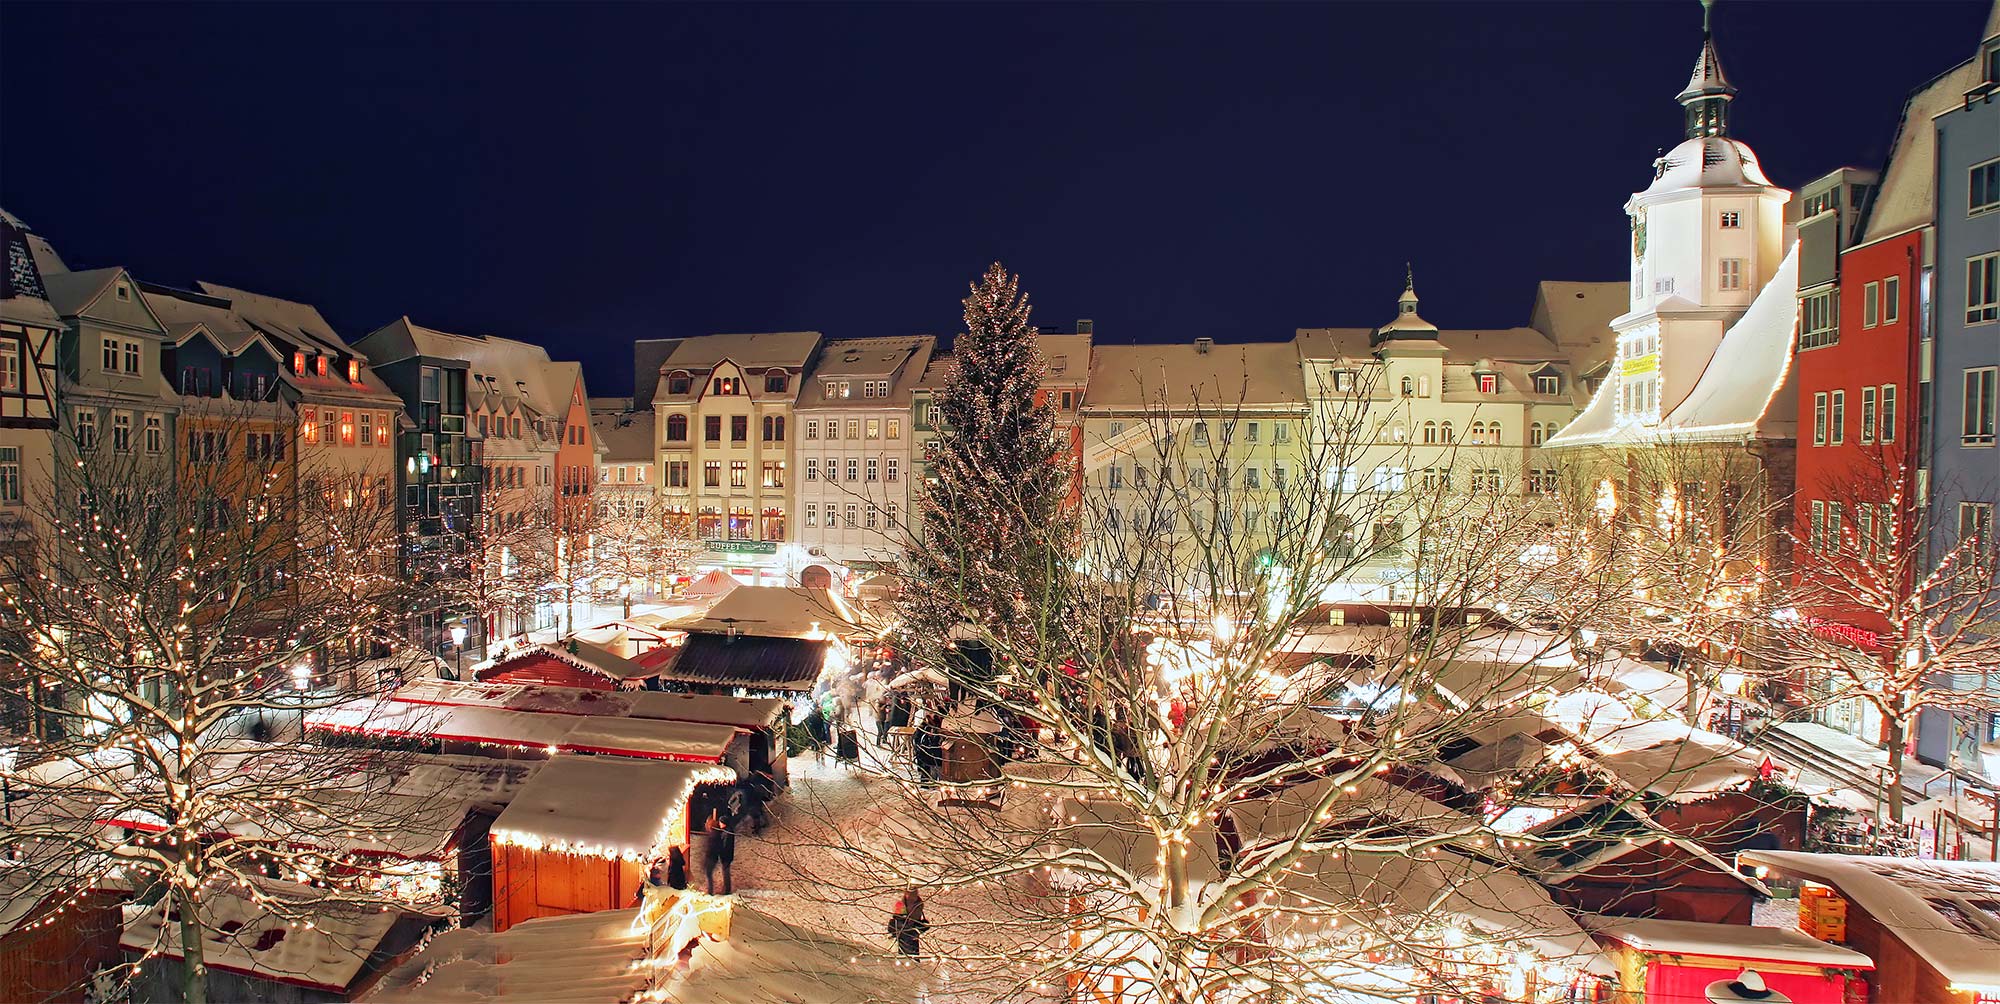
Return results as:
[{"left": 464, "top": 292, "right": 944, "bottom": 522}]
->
[{"left": 449, "top": 623, "right": 469, "bottom": 681}]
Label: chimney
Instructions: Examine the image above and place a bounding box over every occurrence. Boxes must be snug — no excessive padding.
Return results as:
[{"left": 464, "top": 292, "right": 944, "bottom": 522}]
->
[
  {"left": 1194, "top": 337, "right": 1213, "bottom": 354},
  {"left": 1075, "top": 319, "right": 1094, "bottom": 335}
]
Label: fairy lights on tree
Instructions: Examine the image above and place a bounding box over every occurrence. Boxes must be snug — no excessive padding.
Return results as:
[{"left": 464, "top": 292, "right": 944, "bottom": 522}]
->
[{"left": 0, "top": 403, "right": 454, "bottom": 1004}]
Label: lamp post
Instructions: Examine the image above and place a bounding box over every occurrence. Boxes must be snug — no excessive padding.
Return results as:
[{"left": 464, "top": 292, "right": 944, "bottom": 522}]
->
[{"left": 449, "top": 623, "right": 469, "bottom": 681}]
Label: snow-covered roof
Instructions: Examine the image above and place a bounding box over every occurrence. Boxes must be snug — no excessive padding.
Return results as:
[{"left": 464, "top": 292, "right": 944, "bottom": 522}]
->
[
  {"left": 122, "top": 877, "right": 429, "bottom": 994},
  {"left": 661, "top": 331, "right": 822, "bottom": 372},
  {"left": 1548, "top": 243, "right": 1799, "bottom": 449},
  {"left": 1582, "top": 915, "right": 1871, "bottom": 968},
  {"left": 674, "top": 585, "right": 865, "bottom": 638},
  {"left": 1640, "top": 137, "right": 1774, "bottom": 197},
  {"left": 43, "top": 267, "right": 158, "bottom": 327},
  {"left": 1083, "top": 341, "right": 1309, "bottom": 412},
  {"left": 1, "top": 208, "right": 62, "bottom": 327},
  {"left": 491, "top": 755, "right": 732, "bottom": 860},
  {"left": 362, "top": 907, "right": 652, "bottom": 1003},
  {"left": 198, "top": 281, "right": 349, "bottom": 352},
  {"left": 395, "top": 677, "right": 785, "bottom": 730},
  {"left": 1739, "top": 851, "right": 2000, "bottom": 993},
  {"left": 307, "top": 698, "right": 738, "bottom": 762},
  {"left": 588, "top": 408, "right": 654, "bottom": 463},
  {"left": 1861, "top": 57, "right": 1985, "bottom": 243},
  {"left": 794, "top": 336, "right": 936, "bottom": 409}
]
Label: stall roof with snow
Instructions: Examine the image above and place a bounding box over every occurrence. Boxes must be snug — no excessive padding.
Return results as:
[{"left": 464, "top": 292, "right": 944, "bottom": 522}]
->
[
  {"left": 1582, "top": 915, "right": 1872, "bottom": 969},
  {"left": 661, "top": 633, "right": 831, "bottom": 693},
  {"left": 307, "top": 699, "right": 738, "bottom": 763},
  {"left": 391, "top": 678, "right": 785, "bottom": 731},
  {"left": 491, "top": 755, "right": 734, "bottom": 860},
  {"left": 670, "top": 585, "right": 864, "bottom": 639},
  {"left": 361, "top": 907, "right": 651, "bottom": 1003},
  {"left": 1739, "top": 850, "right": 2000, "bottom": 995},
  {"left": 477, "top": 639, "right": 654, "bottom": 686},
  {"left": 121, "top": 878, "right": 434, "bottom": 998}
]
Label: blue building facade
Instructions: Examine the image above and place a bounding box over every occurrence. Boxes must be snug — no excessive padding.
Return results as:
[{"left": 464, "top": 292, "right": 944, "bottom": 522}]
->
[{"left": 1920, "top": 27, "right": 2000, "bottom": 772}]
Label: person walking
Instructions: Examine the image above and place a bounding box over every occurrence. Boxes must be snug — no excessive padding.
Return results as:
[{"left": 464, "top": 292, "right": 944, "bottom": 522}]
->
[
  {"left": 701, "top": 808, "right": 735, "bottom": 894},
  {"left": 887, "top": 888, "right": 928, "bottom": 956},
  {"left": 665, "top": 844, "right": 688, "bottom": 890}
]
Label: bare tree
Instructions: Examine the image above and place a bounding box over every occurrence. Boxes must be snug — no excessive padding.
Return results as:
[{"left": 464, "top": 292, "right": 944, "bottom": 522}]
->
[
  {"left": 1776, "top": 450, "right": 2000, "bottom": 823},
  {"left": 0, "top": 403, "right": 443, "bottom": 1004},
  {"left": 1548, "top": 440, "right": 1784, "bottom": 725},
  {"left": 756, "top": 371, "right": 1728, "bottom": 1004},
  {"left": 578, "top": 497, "right": 700, "bottom": 619}
]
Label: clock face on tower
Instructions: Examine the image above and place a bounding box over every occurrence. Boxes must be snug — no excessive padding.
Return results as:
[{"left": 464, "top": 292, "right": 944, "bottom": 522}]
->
[{"left": 1632, "top": 210, "right": 1648, "bottom": 263}]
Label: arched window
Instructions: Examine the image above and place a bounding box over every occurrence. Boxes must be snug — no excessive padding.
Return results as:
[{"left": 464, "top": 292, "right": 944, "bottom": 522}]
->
[
  {"left": 1440, "top": 421, "right": 1455, "bottom": 444},
  {"left": 1530, "top": 422, "right": 1545, "bottom": 446},
  {"left": 1401, "top": 376, "right": 1415, "bottom": 398},
  {"left": 1422, "top": 421, "right": 1438, "bottom": 445},
  {"left": 666, "top": 414, "right": 688, "bottom": 442}
]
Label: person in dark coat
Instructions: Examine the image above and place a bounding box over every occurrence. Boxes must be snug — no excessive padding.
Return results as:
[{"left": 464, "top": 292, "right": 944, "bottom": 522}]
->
[
  {"left": 887, "top": 889, "right": 928, "bottom": 956},
  {"left": 665, "top": 845, "right": 688, "bottom": 890},
  {"left": 702, "top": 809, "right": 735, "bottom": 894},
  {"left": 836, "top": 726, "right": 860, "bottom": 764},
  {"left": 912, "top": 713, "right": 944, "bottom": 786}
]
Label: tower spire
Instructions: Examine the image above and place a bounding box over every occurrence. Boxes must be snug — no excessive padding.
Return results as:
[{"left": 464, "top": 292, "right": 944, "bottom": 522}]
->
[{"left": 1677, "top": 0, "right": 1736, "bottom": 138}]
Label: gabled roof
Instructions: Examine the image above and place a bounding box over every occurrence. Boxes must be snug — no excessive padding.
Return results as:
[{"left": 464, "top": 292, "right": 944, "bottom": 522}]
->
[
  {"left": 1547, "top": 244, "right": 1800, "bottom": 448},
  {"left": 1036, "top": 333, "right": 1092, "bottom": 383},
  {"left": 794, "top": 335, "right": 935, "bottom": 408},
  {"left": 42, "top": 267, "right": 164, "bottom": 331},
  {"left": 1860, "top": 57, "right": 1985, "bottom": 243},
  {"left": 142, "top": 284, "right": 270, "bottom": 354},
  {"left": 1084, "top": 341, "right": 1309, "bottom": 411},
  {"left": 661, "top": 331, "right": 822, "bottom": 372},
  {"left": 359, "top": 317, "right": 578, "bottom": 420},
  {"left": 197, "top": 281, "right": 349, "bottom": 354}
]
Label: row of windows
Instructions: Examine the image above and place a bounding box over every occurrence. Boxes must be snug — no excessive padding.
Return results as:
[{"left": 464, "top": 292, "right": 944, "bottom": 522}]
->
[
  {"left": 826, "top": 379, "right": 890, "bottom": 399},
  {"left": 71, "top": 410, "right": 167, "bottom": 454},
  {"left": 600, "top": 465, "right": 649, "bottom": 484},
  {"left": 662, "top": 414, "right": 788, "bottom": 444},
  {"left": 1860, "top": 276, "right": 1903, "bottom": 329},
  {"left": 803, "top": 457, "right": 899, "bottom": 484},
  {"left": 662, "top": 372, "right": 791, "bottom": 396},
  {"left": 1106, "top": 462, "right": 1288, "bottom": 491},
  {"left": 804, "top": 417, "right": 901, "bottom": 441},
  {"left": 1183, "top": 420, "right": 1293, "bottom": 446},
  {"left": 695, "top": 459, "right": 788, "bottom": 489},
  {"left": 1811, "top": 385, "right": 1898, "bottom": 448},
  {"left": 665, "top": 505, "right": 786, "bottom": 541},
  {"left": 301, "top": 408, "right": 396, "bottom": 449},
  {"left": 802, "top": 501, "right": 900, "bottom": 530},
  {"left": 290, "top": 350, "right": 364, "bottom": 386}
]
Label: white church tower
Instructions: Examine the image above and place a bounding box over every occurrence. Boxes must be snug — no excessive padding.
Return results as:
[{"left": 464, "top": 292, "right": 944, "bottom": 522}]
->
[{"left": 1551, "top": 0, "right": 1799, "bottom": 448}]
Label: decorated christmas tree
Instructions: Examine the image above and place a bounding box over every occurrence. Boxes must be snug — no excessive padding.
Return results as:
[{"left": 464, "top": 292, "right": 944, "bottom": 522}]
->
[{"left": 900, "top": 262, "right": 1073, "bottom": 661}]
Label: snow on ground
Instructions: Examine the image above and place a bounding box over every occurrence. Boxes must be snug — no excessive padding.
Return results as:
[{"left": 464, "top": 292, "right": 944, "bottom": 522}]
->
[{"left": 704, "top": 740, "right": 1061, "bottom": 1003}]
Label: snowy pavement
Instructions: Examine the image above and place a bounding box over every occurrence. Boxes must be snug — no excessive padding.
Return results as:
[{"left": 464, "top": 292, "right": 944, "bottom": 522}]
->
[{"left": 687, "top": 740, "right": 1062, "bottom": 1003}]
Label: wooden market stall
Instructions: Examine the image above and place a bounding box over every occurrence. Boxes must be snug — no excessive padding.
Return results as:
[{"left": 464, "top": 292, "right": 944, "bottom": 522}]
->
[
  {"left": 306, "top": 696, "right": 741, "bottom": 768},
  {"left": 488, "top": 755, "right": 736, "bottom": 932},
  {"left": 1583, "top": 915, "right": 1872, "bottom": 1004},
  {"left": 1741, "top": 850, "right": 2000, "bottom": 1004}
]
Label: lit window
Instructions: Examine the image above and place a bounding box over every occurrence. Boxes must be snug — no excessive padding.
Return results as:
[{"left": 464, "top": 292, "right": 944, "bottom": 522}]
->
[
  {"left": 1719, "top": 211, "right": 1741, "bottom": 228},
  {"left": 1477, "top": 373, "right": 1498, "bottom": 394}
]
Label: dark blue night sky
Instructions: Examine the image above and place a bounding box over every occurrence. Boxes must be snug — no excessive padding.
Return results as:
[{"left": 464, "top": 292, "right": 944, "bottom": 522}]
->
[{"left": 1, "top": 2, "right": 1984, "bottom": 396}]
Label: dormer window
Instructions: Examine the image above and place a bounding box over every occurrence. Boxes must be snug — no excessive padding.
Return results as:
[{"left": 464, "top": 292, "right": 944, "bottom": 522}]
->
[
  {"left": 765, "top": 372, "right": 788, "bottom": 393},
  {"left": 347, "top": 359, "right": 360, "bottom": 383},
  {"left": 1477, "top": 373, "right": 1499, "bottom": 394},
  {"left": 293, "top": 351, "right": 306, "bottom": 376},
  {"left": 825, "top": 381, "right": 838, "bottom": 398},
  {"left": 713, "top": 376, "right": 742, "bottom": 396},
  {"left": 1332, "top": 370, "right": 1356, "bottom": 393},
  {"left": 315, "top": 356, "right": 328, "bottom": 377},
  {"left": 1535, "top": 373, "right": 1560, "bottom": 396},
  {"left": 667, "top": 373, "right": 692, "bottom": 395}
]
